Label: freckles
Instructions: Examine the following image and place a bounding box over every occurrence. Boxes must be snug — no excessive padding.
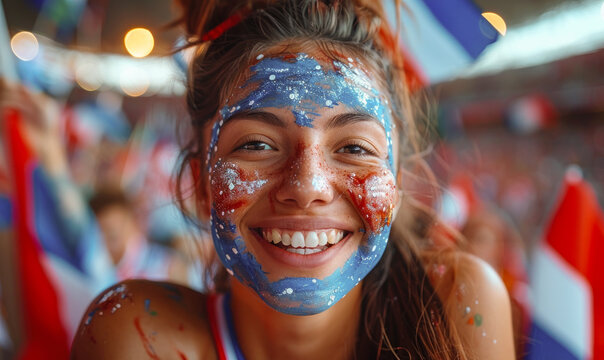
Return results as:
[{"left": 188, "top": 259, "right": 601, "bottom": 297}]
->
[
  {"left": 345, "top": 168, "right": 396, "bottom": 232},
  {"left": 210, "top": 161, "right": 269, "bottom": 216}
]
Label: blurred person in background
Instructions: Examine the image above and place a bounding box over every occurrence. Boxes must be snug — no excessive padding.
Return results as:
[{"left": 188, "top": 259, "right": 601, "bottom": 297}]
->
[{"left": 89, "top": 185, "right": 189, "bottom": 283}]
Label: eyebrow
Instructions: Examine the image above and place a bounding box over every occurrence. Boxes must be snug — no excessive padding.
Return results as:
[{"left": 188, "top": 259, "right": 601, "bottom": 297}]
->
[
  {"left": 224, "top": 110, "right": 381, "bottom": 129},
  {"left": 325, "top": 112, "right": 383, "bottom": 130},
  {"left": 224, "top": 110, "right": 287, "bottom": 128}
]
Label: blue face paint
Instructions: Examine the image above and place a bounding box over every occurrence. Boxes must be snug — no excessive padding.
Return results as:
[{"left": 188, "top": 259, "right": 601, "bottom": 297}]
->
[
  {"left": 212, "top": 210, "right": 390, "bottom": 315},
  {"left": 208, "top": 54, "right": 396, "bottom": 170},
  {"left": 207, "top": 53, "right": 397, "bottom": 315}
]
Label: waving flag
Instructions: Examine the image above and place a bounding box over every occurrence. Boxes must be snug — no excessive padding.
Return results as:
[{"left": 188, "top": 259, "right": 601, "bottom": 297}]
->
[
  {"left": 3, "top": 108, "right": 116, "bottom": 358},
  {"left": 528, "top": 169, "right": 604, "bottom": 359},
  {"left": 383, "top": 0, "right": 499, "bottom": 86},
  {"left": 4, "top": 108, "right": 70, "bottom": 359}
]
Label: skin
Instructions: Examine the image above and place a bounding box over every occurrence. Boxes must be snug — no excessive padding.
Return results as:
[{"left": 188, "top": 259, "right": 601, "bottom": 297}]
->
[{"left": 71, "top": 48, "right": 515, "bottom": 359}]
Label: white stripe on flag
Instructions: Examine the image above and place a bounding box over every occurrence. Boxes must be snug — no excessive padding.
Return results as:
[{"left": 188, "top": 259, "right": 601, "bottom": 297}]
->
[
  {"left": 383, "top": 0, "right": 473, "bottom": 83},
  {"left": 532, "top": 243, "right": 593, "bottom": 359}
]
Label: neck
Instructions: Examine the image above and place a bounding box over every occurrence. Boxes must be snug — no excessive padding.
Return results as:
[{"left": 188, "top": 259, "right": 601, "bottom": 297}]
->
[{"left": 231, "top": 278, "right": 362, "bottom": 360}]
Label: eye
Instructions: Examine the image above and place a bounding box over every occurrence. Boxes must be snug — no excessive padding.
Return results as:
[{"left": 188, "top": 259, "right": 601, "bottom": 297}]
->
[
  {"left": 336, "top": 142, "right": 376, "bottom": 156},
  {"left": 237, "top": 140, "right": 275, "bottom": 151}
]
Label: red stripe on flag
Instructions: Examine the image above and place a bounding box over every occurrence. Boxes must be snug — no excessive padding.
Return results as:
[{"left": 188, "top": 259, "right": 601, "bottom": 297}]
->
[
  {"left": 545, "top": 175, "right": 604, "bottom": 358},
  {"left": 3, "top": 109, "right": 70, "bottom": 359}
]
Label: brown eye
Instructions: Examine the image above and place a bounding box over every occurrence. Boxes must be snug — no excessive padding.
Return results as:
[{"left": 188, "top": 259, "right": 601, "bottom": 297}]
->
[
  {"left": 237, "top": 141, "right": 274, "bottom": 151},
  {"left": 337, "top": 143, "right": 374, "bottom": 156}
]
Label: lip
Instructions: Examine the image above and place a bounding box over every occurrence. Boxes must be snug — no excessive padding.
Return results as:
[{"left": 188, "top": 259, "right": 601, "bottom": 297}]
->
[{"left": 250, "top": 225, "right": 354, "bottom": 269}]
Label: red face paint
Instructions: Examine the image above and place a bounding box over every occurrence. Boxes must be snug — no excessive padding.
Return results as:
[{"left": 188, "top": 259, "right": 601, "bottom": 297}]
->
[
  {"left": 133, "top": 317, "right": 160, "bottom": 360},
  {"left": 345, "top": 168, "right": 397, "bottom": 232},
  {"left": 210, "top": 161, "right": 269, "bottom": 215}
]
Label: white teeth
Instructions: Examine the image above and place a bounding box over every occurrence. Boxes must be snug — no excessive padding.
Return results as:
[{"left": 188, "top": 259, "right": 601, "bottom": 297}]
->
[
  {"left": 291, "top": 232, "right": 305, "bottom": 248},
  {"left": 262, "top": 228, "right": 347, "bottom": 254},
  {"left": 318, "top": 232, "right": 328, "bottom": 246},
  {"left": 305, "top": 232, "right": 319, "bottom": 247},
  {"left": 327, "top": 229, "right": 337, "bottom": 244},
  {"left": 286, "top": 248, "right": 322, "bottom": 255},
  {"left": 271, "top": 229, "right": 281, "bottom": 244},
  {"left": 281, "top": 233, "right": 291, "bottom": 246}
]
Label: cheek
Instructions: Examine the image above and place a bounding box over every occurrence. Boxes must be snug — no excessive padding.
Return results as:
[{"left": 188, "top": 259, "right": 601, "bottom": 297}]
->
[
  {"left": 210, "top": 162, "right": 269, "bottom": 217},
  {"left": 344, "top": 168, "right": 397, "bottom": 233}
]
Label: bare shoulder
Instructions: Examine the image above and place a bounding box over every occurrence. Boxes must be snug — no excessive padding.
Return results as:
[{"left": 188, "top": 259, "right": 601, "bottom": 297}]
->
[
  {"left": 428, "top": 251, "right": 516, "bottom": 360},
  {"left": 71, "top": 279, "right": 217, "bottom": 360}
]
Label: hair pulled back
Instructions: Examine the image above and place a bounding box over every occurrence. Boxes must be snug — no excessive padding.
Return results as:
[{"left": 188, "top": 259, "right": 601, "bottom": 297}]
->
[{"left": 175, "top": 1, "right": 470, "bottom": 358}]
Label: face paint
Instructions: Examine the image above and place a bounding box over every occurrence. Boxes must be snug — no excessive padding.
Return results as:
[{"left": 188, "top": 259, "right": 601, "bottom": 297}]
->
[
  {"left": 207, "top": 53, "right": 397, "bottom": 315},
  {"left": 208, "top": 54, "right": 396, "bottom": 170}
]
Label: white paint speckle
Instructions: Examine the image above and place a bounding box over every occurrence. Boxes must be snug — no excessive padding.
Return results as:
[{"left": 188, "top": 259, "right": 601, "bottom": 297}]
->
[
  {"left": 228, "top": 183, "right": 235, "bottom": 190},
  {"left": 232, "top": 248, "right": 238, "bottom": 254},
  {"left": 256, "top": 54, "right": 264, "bottom": 60},
  {"left": 312, "top": 279, "right": 317, "bottom": 283},
  {"left": 285, "top": 288, "right": 293, "bottom": 294},
  {"left": 249, "top": 100, "right": 254, "bottom": 105},
  {"left": 227, "top": 269, "right": 234, "bottom": 276},
  {"left": 226, "top": 254, "right": 231, "bottom": 260},
  {"left": 269, "top": 74, "right": 276, "bottom": 81},
  {"left": 289, "top": 93, "right": 295, "bottom": 99},
  {"left": 315, "top": 65, "right": 321, "bottom": 70},
  {"left": 372, "top": 245, "right": 376, "bottom": 252},
  {"left": 325, "top": 99, "right": 333, "bottom": 106}
]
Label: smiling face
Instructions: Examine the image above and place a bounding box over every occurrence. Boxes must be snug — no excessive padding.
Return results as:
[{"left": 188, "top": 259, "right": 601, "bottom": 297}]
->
[{"left": 202, "top": 51, "right": 399, "bottom": 315}]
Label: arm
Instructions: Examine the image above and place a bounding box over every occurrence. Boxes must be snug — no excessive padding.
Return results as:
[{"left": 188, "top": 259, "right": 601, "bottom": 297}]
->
[
  {"left": 71, "top": 279, "right": 217, "bottom": 360},
  {"left": 437, "top": 253, "right": 516, "bottom": 359}
]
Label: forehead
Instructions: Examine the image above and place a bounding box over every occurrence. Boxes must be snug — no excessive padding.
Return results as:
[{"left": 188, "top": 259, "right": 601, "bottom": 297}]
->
[{"left": 220, "top": 53, "right": 392, "bottom": 129}]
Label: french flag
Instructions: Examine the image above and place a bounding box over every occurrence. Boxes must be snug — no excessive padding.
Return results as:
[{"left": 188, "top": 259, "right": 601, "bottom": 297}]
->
[
  {"left": 383, "top": 0, "right": 499, "bottom": 86},
  {"left": 528, "top": 168, "right": 604, "bottom": 359},
  {"left": 3, "top": 109, "right": 115, "bottom": 358}
]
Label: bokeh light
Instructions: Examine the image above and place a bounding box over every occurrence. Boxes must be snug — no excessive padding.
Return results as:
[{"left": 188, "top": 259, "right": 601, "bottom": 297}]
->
[
  {"left": 75, "top": 60, "right": 102, "bottom": 92},
  {"left": 482, "top": 12, "right": 507, "bottom": 36},
  {"left": 10, "top": 31, "right": 39, "bottom": 61},
  {"left": 124, "top": 28, "right": 154, "bottom": 58},
  {"left": 119, "top": 66, "right": 149, "bottom": 97}
]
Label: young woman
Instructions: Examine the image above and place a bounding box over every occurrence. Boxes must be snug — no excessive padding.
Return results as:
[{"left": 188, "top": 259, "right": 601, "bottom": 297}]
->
[{"left": 71, "top": 0, "right": 515, "bottom": 358}]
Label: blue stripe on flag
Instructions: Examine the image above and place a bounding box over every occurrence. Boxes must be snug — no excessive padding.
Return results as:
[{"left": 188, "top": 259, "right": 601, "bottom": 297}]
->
[
  {"left": 0, "top": 195, "right": 12, "bottom": 230},
  {"left": 528, "top": 322, "right": 580, "bottom": 360},
  {"left": 32, "top": 166, "right": 83, "bottom": 271},
  {"left": 420, "top": 0, "right": 498, "bottom": 58}
]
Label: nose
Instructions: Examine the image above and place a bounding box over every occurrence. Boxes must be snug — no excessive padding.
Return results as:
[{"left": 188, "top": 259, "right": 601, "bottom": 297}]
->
[{"left": 274, "top": 144, "right": 334, "bottom": 209}]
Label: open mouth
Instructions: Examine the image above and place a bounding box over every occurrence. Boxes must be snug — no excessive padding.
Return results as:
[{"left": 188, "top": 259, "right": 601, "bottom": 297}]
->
[{"left": 253, "top": 228, "right": 350, "bottom": 255}]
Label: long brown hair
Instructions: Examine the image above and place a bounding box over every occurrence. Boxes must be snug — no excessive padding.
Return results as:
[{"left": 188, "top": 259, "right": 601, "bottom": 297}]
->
[{"left": 174, "top": 0, "right": 470, "bottom": 358}]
